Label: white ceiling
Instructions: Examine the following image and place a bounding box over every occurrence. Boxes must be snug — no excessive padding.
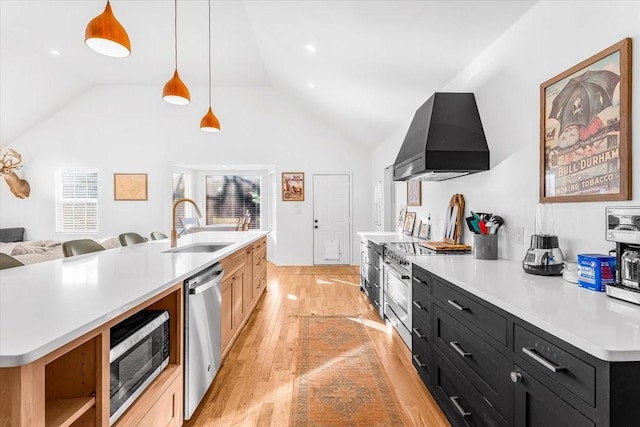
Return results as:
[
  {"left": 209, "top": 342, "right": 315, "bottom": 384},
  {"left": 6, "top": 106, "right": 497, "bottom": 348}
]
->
[{"left": 0, "top": 0, "right": 537, "bottom": 146}]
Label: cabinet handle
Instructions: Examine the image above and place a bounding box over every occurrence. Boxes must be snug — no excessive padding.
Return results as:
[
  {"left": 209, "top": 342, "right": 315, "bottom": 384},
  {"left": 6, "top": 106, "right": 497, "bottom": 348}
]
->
[
  {"left": 412, "top": 355, "right": 426, "bottom": 367},
  {"left": 447, "top": 299, "right": 469, "bottom": 311},
  {"left": 449, "top": 396, "right": 471, "bottom": 418},
  {"left": 510, "top": 371, "right": 523, "bottom": 383},
  {"left": 401, "top": 275, "right": 410, "bottom": 280},
  {"left": 449, "top": 341, "right": 471, "bottom": 357},
  {"left": 522, "top": 347, "right": 566, "bottom": 372},
  {"left": 412, "top": 300, "right": 426, "bottom": 310},
  {"left": 412, "top": 328, "right": 426, "bottom": 339},
  {"left": 373, "top": 301, "right": 380, "bottom": 307},
  {"left": 373, "top": 283, "right": 380, "bottom": 289},
  {"left": 412, "top": 277, "right": 427, "bottom": 285}
]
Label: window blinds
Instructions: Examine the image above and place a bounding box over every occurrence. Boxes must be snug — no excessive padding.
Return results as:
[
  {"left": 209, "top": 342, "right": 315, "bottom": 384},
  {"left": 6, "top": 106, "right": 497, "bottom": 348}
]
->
[{"left": 56, "top": 168, "right": 98, "bottom": 233}]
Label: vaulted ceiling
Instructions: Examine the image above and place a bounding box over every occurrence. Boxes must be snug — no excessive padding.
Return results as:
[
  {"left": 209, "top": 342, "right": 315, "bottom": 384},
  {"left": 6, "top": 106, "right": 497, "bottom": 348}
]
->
[{"left": 0, "top": 0, "right": 536, "bottom": 146}]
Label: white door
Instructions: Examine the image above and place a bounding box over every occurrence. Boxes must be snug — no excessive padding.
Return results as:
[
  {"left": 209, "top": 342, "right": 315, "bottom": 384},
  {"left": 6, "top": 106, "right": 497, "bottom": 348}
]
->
[{"left": 313, "top": 174, "right": 351, "bottom": 265}]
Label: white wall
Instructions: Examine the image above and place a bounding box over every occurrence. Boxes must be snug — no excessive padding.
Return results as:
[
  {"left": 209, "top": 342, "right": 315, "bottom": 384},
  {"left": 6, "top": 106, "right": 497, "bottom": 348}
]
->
[
  {"left": 372, "top": 1, "right": 640, "bottom": 262},
  {"left": 0, "top": 86, "right": 371, "bottom": 265}
]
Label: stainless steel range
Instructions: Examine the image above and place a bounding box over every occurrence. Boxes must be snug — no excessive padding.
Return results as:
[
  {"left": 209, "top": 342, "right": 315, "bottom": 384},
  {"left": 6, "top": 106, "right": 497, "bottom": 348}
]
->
[{"left": 383, "top": 242, "right": 471, "bottom": 349}]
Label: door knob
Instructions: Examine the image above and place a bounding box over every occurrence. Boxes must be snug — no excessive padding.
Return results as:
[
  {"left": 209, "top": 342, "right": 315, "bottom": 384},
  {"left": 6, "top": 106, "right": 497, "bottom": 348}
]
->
[
  {"left": 314, "top": 220, "right": 318, "bottom": 223},
  {"left": 314, "top": 226, "right": 318, "bottom": 229},
  {"left": 510, "top": 371, "right": 523, "bottom": 383}
]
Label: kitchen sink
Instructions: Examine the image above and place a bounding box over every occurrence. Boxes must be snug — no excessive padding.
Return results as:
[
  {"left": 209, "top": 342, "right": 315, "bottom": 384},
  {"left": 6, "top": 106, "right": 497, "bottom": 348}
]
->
[{"left": 162, "top": 243, "right": 232, "bottom": 254}]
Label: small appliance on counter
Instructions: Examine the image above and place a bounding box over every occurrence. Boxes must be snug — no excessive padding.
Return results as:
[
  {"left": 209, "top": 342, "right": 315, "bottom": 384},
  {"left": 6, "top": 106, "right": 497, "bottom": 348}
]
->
[
  {"left": 605, "top": 207, "right": 640, "bottom": 305},
  {"left": 522, "top": 203, "right": 564, "bottom": 276}
]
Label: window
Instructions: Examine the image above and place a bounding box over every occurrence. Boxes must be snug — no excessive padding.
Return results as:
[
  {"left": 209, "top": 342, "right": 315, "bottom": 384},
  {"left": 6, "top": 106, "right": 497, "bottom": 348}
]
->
[
  {"left": 172, "top": 170, "right": 193, "bottom": 232},
  {"left": 56, "top": 168, "right": 98, "bottom": 233},
  {"left": 205, "top": 175, "right": 261, "bottom": 229}
]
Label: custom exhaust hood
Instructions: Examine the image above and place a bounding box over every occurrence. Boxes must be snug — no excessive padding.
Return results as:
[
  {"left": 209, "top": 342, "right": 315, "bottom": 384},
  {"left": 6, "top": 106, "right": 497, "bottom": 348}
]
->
[{"left": 393, "top": 92, "right": 490, "bottom": 182}]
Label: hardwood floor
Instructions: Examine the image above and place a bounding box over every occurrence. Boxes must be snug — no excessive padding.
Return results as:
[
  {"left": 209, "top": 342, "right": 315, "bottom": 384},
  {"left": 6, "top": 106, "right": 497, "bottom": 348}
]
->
[{"left": 185, "top": 263, "right": 450, "bottom": 426}]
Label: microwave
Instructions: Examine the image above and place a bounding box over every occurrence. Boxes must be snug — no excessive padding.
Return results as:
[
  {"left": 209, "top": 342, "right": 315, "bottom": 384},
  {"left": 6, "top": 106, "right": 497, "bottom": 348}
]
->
[{"left": 109, "top": 310, "right": 170, "bottom": 425}]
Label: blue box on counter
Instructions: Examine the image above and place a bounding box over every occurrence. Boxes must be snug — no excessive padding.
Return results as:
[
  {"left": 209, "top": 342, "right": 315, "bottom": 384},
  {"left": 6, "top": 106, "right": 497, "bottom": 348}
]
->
[{"left": 577, "top": 254, "right": 616, "bottom": 292}]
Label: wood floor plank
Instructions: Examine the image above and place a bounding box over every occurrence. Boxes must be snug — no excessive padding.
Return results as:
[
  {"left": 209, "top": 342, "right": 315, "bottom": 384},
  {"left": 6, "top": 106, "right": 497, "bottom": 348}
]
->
[{"left": 185, "top": 263, "right": 450, "bottom": 427}]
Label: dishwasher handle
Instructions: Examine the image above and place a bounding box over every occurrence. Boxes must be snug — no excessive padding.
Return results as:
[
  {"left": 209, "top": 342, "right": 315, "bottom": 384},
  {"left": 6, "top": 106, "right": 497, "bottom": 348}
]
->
[{"left": 186, "top": 263, "right": 224, "bottom": 295}]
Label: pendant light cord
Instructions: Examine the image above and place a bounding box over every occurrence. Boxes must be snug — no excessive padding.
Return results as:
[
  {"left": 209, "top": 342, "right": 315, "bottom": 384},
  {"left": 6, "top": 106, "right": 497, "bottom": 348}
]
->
[
  {"left": 174, "top": 0, "right": 178, "bottom": 69},
  {"left": 208, "top": 0, "right": 212, "bottom": 106}
]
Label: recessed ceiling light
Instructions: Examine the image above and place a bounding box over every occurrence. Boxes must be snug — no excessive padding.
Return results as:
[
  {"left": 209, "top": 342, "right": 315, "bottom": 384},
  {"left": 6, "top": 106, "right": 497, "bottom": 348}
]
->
[
  {"left": 308, "top": 82, "right": 315, "bottom": 89},
  {"left": 306, "top": 44, "right": 316, "bottom": 54},
  {"left": 50, "top": 50, "right": 61, "bottom": 56}
]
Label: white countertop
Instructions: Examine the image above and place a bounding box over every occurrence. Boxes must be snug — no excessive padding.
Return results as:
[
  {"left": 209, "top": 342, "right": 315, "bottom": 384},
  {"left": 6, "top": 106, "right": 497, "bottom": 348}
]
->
[
  {"left": 0, "top": 231, "right": 267, "bottom": 367},
  {"left": 409, "top": 255, "right": 640, "bottom": 362},
  {"left": 357, "top": 231, "right": 422, "bottom": 244},
  {"left": 358, "top": 231, "right": 640, "bottom": 362}
]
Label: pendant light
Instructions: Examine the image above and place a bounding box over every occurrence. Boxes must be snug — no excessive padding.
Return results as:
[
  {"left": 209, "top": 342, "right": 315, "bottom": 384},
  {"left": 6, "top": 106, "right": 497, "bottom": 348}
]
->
[
  {"left": 200, "top": 0, "right": 221, "bottom": 132},
  {"left": 163, "top": 0, "right": 191, "bottom": 105},
  {"left": 84, "top": 1, "right": 131, "bottom": 58}
]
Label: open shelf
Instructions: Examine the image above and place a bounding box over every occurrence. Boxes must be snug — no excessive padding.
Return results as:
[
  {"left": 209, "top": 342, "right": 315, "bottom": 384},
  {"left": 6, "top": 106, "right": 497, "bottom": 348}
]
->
[{"left": 45, "top": 397, "right": 95, "bottom": 427}]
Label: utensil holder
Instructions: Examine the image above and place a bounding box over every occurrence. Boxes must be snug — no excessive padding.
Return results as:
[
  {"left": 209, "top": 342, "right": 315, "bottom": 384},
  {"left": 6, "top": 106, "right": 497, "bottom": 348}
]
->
[{"left": 473, "top": 234, "right": 498, "bottom": 260}]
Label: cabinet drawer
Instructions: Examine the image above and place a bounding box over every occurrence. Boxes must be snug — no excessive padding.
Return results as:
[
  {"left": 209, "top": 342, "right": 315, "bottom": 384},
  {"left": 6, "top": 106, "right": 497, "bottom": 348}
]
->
[
  {"left": 221, "top": 249, "right": 246, "bottom": 275},
  {"left": 434, "top": 353, "right": 507, "bottom": 427},
  {"left": 412, "top": 282, "right": 431, "bottom": 325},
  {"left": 412, "top": 322, "right": 431, "bottom": 349},
  {"left": 434, "top": 306, "right": 511, "bottom": 419},
  {"left": 412, "top": 338, "right": 432, "bottom": 387},
  {"left": 413, "top": 265, "right": 432, "bottom": 292},
  {"left": 514, "top": 325, "right": 595, "bottom": 406},
  {"left": 433, "top": 279, "right": 507, "bottom": 346}
]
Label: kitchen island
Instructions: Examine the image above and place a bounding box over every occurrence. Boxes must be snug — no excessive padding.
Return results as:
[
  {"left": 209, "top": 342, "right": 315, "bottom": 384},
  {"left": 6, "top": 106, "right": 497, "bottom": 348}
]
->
[{"left": 0, "top": 230, "right": 268, "bottom": 426}]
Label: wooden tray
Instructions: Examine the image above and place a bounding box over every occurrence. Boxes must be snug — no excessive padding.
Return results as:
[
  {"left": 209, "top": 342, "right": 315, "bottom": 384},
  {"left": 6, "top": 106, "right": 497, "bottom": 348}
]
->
[{"left": 419, "top": 241, "right": 471, "bottom": 252}]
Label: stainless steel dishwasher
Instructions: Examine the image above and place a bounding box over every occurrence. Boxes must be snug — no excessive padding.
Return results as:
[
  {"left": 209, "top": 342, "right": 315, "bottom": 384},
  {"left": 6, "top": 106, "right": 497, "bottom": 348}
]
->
[{"left": 184, "top": 262, "right": 224, "bottom": 420}]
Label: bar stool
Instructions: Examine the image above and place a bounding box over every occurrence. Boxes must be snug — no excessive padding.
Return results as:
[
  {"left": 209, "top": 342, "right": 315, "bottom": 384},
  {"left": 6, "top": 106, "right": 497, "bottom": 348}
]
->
[
  {"left": 62, "top": 239, "right": 105, "bottom": 257},
  {"left": 119, "top": 232, "right": 147, "bottom": 246},
  {"left": 149, "top": 231, "right": 168, "bottom": 241},
  {"left": 0, "top": 253, "right": 24, "bottom": 270}
]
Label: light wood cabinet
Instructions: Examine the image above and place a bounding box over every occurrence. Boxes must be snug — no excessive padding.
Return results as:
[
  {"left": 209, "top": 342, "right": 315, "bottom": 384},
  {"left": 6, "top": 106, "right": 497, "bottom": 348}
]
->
[
  {"left": 0, "top": 284, "right": 183, "bottom": 427},
  {"left": 220, "top": 237, "right": 267, "bottom": 358}
]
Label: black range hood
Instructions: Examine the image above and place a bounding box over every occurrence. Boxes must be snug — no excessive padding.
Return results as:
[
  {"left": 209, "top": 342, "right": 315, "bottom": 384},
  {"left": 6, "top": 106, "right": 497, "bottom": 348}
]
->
[{"left": 393, "top": 92, "right": 490, "bottom": 181}]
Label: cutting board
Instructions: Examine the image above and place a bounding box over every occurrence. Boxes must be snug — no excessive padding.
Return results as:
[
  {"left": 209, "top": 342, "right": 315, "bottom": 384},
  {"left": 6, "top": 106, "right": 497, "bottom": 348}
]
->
[
  {"left": 419, "top": 241, "right": 471, "bottom": 251},
  {"left": 422, "top": 193, "right": 469, "bottom": 250}
]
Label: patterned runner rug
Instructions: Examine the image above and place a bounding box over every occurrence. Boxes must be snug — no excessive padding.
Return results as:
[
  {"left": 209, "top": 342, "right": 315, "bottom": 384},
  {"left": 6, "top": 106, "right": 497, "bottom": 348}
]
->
[
  {"left": 295, "top": 266, "right": 360, "bottom": 275},
  {"left": 292, "top": 315, "right": 409, "bottom": 426}
]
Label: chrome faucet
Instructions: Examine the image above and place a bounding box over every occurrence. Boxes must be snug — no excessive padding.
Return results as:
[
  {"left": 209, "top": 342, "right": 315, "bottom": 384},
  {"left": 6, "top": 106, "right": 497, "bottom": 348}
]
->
[{"left": 171, "top": 198, "right": 203, "bottom": 247}]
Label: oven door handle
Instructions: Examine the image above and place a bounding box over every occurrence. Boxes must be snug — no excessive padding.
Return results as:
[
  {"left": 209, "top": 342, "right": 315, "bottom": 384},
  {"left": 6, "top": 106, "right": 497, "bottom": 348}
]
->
[{"left": 385, "top": 263, "right": 410, "bottom": 280}]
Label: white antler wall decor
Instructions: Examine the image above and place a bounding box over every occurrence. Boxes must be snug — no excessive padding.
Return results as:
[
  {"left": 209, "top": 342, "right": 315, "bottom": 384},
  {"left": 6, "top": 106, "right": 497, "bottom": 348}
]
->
[{"left": 0, "top": 149, "right": 31, "bottom": 199}]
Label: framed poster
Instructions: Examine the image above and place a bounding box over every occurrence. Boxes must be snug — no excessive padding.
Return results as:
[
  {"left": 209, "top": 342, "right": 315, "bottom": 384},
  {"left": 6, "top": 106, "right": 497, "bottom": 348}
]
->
[
  {"left": 540, "top": 38, "right": 631, "bottom": 202},
  {"left": 403, "top": 212, "right": 416, "bottom": 236},
  {"left": 407, "top": 180, "right": 422, "bottom": 206},
  {"left": 114, "top": 173, "right": 147, "bottom": 201},
  {"left": 282, "top": 172, "right": 304, "bottom": 201}
]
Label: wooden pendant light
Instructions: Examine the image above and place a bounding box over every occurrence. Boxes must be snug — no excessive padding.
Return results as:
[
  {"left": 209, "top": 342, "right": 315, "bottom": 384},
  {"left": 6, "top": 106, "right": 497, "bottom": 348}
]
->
[
  {"left": 84, "top": 1, "right": 131, "bottom": 58},
  {"left": 163, "top": 0, "right": 190, "bottom": 105},
  {"left": 200, "top": 0, "right": 220, "bottom": 132},
  {"left": 200, "top": 107, "right": 220, "bottom": 132},
  {"left": 163, "top": 69, "right": 191, "bottom": 105}
]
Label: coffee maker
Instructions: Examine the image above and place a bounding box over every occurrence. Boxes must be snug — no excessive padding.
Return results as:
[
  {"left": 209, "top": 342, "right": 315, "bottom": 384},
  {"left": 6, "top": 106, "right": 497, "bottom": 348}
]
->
[
  {"left": 522, "top": 203, "right": 564, "bottom": 276},
  {"left": 605, "top": 207, "right": 640, "bottom": 305}
]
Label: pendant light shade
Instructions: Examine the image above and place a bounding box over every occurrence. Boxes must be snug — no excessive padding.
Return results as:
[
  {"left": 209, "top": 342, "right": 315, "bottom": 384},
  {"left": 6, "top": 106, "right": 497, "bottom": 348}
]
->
[
  {"left": 200, "top": 107, "right": 220, "bottom": 132},
  {"left": 84, "top": 1, "right": 131, "bottom": 58},
  {"left": 163, "top": 69, "right": 191, "bottom": 105},
  {"left": 200, "top": 0, "right": 220, "bottom": 132},
  {"left": 163, "top": 0, "right": 190, "bottom": 105}
]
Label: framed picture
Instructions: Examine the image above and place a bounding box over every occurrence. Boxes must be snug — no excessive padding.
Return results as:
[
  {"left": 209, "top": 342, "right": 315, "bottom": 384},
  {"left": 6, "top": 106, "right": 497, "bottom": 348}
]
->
[
  {"left": 397, "top": 205, "right": 407, "bottom": 233},
  {"left": 418, "top": 222, "right": 428, "bottom": 239},
  {"left": 407, "top": 180, "right": 422, "bottom": 206},
  {"left": 282, "top": 172, "right": 304, "bottom": 201},
  {"left": 114, "top": 173, "right": 147, "bottom": 201},
  {"left": 403, "top": 212, "right": 416, "bottom": 236},
  {"left": 412, "top": 219, "right": 422, "bottom": 237},
  {"left": 540, "top": 38, "right": 631, "bottom": 203}
]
